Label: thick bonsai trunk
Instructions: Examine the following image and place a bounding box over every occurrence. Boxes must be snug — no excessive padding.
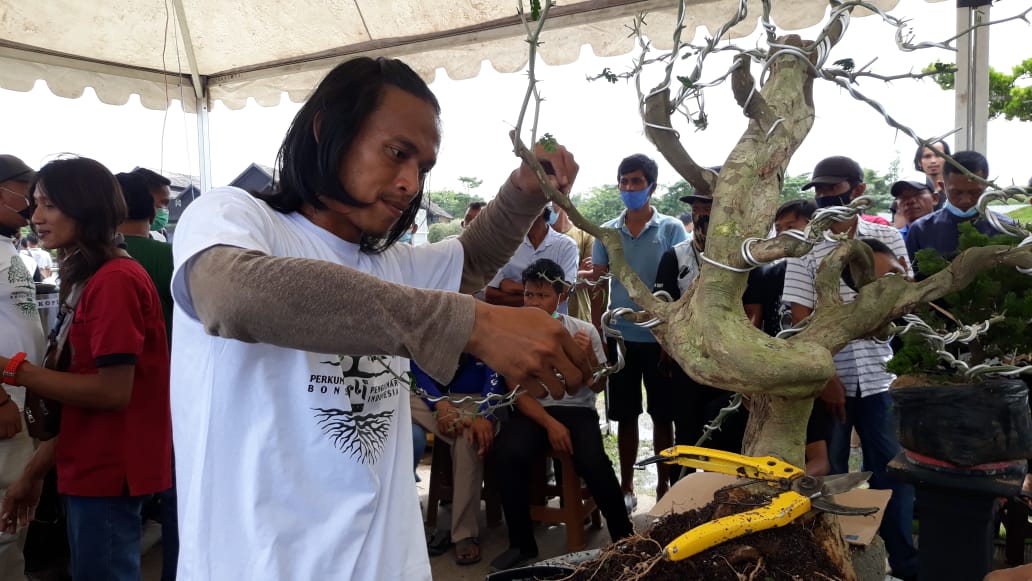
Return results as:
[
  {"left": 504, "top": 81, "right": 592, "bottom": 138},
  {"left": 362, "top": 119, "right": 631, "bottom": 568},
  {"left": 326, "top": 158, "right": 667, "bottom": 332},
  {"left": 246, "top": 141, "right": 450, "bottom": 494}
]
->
[{"left": 741, "top": 394, "right": 813, "bottom": 467}]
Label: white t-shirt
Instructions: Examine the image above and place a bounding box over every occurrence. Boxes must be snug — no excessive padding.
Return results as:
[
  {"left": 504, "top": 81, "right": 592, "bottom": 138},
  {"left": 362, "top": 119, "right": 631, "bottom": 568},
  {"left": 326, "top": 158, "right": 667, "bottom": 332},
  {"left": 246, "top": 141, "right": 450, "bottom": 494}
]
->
[
  {"left": 169, "top": 188, "right": 464, "bottom": 580},
  {"left": 540, "top": 314, "right": 606, "bottom": 409},
  {"left": 487, "top": 227, "right": 579, "bottom": 313},
  {"left": 27, "top": 247, "right": 51, "bottom": 271},
  {"left": 17, "top": 250, "right": 37, "bottom": 279},
  {"left": 0, "top": 237, "right": 46, "bottom": 410}
]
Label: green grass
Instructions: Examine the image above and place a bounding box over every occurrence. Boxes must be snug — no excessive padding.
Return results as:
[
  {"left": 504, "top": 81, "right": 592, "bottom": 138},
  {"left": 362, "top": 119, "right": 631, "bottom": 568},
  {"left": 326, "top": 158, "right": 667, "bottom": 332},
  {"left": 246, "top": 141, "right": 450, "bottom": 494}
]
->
[{"left": 1008, "top": 205, "right": 1032, "bottom": 224}]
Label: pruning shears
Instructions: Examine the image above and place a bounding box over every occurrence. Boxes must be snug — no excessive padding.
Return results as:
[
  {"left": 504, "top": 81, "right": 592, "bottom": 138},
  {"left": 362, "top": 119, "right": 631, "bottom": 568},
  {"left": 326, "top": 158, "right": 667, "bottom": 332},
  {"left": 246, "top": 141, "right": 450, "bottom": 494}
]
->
[{"left": 636, "top": 446, "right": 878, "bottom": 561}]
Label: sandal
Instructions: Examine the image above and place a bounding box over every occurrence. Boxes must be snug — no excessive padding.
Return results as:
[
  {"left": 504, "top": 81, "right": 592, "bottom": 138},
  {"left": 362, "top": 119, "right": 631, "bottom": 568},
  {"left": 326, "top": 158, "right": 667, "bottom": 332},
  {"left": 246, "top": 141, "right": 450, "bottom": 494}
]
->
[
  {"left": 454, "top": 537, "right": 481, "bottom": 566},
  {"left": 426, "top": 529, "right": 451, "bottom": 557},
  {"left": 489, "top": 547, "right": 538, "bottom": 572}
]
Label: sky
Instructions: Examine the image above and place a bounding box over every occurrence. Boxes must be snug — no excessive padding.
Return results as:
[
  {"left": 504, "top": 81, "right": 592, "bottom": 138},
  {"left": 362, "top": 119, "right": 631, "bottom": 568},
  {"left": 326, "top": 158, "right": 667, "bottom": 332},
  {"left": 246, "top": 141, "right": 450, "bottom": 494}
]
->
[{"left": 0, "top": 0, "right": 1029, "bottom": 203}]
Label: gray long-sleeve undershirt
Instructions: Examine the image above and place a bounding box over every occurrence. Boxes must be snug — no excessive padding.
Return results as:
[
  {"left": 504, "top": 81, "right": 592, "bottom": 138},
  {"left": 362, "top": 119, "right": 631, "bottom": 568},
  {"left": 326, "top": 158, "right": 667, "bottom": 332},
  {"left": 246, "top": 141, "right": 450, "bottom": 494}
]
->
[{"left": 184, "top": 178, "right": 543, "bottom": 382}]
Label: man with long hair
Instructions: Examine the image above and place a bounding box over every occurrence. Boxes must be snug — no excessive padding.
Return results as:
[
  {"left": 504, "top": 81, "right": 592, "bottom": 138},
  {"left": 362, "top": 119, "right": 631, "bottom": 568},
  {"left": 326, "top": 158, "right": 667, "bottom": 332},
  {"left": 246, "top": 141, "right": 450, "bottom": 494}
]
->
[{"left": 168, "top": 57, "right": 591, "bottom": 579}]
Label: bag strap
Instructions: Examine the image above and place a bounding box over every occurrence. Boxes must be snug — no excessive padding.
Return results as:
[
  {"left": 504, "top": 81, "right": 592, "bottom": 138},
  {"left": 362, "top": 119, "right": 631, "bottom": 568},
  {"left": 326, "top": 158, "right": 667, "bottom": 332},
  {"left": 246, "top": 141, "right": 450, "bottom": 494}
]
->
[{"left": 42, "top": 282, "right": 86, "bottom": 372}]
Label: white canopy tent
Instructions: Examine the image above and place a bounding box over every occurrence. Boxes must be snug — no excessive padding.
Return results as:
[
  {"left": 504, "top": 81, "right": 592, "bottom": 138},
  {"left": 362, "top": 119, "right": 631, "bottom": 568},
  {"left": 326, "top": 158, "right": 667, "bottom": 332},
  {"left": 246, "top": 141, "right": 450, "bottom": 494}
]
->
[{"left": 2, "top": 0, "right": 976, "bottom": 190}]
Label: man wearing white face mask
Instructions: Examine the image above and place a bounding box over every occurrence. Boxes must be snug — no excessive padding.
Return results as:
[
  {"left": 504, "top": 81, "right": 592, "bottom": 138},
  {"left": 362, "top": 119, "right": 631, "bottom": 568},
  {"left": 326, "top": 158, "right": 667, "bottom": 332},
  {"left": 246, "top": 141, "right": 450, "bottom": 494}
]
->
[
  {"left": 485, "top": 202, "right": 578, "bottom": 314},
  {"left": 905, "top": 150, "right": 1017, "bottom": 275},
  {"left": 591, "top": 153, "right": 687, "bottom": 510}
]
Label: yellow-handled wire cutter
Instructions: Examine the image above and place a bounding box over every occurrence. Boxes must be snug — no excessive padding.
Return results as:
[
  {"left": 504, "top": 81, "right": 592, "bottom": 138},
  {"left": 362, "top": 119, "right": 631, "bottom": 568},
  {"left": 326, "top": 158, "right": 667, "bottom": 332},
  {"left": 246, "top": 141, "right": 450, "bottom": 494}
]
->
[{"left": 636, "top": 446, "right": 879, "bottom": 561}]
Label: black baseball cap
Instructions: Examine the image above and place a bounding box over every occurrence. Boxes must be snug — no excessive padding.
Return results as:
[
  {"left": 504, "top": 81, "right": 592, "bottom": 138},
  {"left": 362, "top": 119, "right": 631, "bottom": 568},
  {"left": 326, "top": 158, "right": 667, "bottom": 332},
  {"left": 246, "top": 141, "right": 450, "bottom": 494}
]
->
[
  {"left": 0, "top": 155, "right": 36, "bottom": 183},
  {"left": 679, "top": 166, "right": 721, "bottom": 204},
  {"left": 801, "top": 156, "right": 863, "bottom": 190}
]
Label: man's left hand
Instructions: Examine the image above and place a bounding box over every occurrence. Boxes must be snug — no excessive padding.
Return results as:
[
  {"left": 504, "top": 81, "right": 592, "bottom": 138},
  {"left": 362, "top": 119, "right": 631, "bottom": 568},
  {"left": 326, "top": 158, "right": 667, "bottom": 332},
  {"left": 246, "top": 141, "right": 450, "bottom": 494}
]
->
[
  {"left": 466, "top": 417, "right": 495, "bottom": 457},
  {"left": 0, "top": 392, "right": 22, "bottom": 440},
  {"left": 511, "top": 138, "right": 578, "bottom": 197}
]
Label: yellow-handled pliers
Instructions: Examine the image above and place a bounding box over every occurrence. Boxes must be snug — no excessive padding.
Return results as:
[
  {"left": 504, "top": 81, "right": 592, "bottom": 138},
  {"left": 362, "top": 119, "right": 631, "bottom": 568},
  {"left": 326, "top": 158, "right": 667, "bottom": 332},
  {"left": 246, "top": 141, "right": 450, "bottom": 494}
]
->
[{"left": 636, "top": 446, "right": 878, "bottom": 561}]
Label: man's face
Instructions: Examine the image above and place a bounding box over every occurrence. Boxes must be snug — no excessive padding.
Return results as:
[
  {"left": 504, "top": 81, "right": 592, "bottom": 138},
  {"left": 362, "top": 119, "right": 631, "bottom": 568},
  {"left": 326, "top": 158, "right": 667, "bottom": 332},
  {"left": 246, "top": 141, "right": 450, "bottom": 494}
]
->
[
  {"left": 944, "top": 171, "right": 987, "bottom": 212},
  {"left": 813, "top": 180, "right": 854, "bottom": 201},
  {"left": 774, "top": 211, "right": 809, "bottom": 235},
  {"left": 895, "top": 186, "right": 938, "bottom": 224},
  {"left": 0, "top": 180, "right": 30, "bottom": 229},
  {"left": 690, "top": 201, "right": 711, "bottom": 236},
  {"left": 461, "top": 207, "right": 481, "bottom": 229},
  {"left": 919, "top": 143, "right": 947, "bottom": 178},
  {"left": 872, "top": 252, "right": 906, "bottom": 278},
  {"left": 618, "top": 170, "right": 649, "bottom": 191},
  {"left": 329, "top": 86, "right": 441, "bottom": 242},
  {"left": 151, "top": 185, "right": 171, "bottom": 210},
  {"left": 523, "top": 279, "right": 563, "bottom": 314}
]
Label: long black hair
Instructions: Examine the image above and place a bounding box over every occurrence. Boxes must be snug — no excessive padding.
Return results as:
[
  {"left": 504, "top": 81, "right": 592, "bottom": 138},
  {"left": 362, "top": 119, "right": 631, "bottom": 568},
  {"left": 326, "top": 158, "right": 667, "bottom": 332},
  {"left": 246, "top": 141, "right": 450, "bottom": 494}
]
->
[
  {"left": 31, "top": 157, "right": 126, "bottom": 301},
  {"left": 257, "top": 57, "right": 440, "bottom": 253}
]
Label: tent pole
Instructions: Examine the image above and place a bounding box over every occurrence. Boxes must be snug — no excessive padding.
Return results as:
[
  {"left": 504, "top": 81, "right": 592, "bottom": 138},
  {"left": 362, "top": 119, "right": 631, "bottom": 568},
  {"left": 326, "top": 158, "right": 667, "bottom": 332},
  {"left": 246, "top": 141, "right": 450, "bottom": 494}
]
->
[
  {"left": 196, "top": 90, "right": 212, "bottom": 193},
  {"left": 954, "top": 1, "right": 990, "bottom": 153}
]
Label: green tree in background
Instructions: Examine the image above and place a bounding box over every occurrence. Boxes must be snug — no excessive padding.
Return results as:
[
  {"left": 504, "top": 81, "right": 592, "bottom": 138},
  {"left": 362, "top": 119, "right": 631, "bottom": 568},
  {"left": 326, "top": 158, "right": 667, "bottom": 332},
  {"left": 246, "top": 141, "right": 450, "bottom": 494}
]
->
[
  {"left": 779, "top": 173, "right": 812, "bottom": 203},
  {"left": 428, "top": 221, "right": 462, "bottom": 243},
  {"left": 654, "top": 183, "right": 689, "bottom": 218},
  {"left": 924, "top": 58, "right": 1032, "bottom": 122},
  {"left": 458, "top": 176, "right": 483, "bottom": 193},
  {"left": 569, "top": 185, "right": 624, "bottom": 225},
  {"left": 424, "top": 189, "right": 485, "bottom": 221}
]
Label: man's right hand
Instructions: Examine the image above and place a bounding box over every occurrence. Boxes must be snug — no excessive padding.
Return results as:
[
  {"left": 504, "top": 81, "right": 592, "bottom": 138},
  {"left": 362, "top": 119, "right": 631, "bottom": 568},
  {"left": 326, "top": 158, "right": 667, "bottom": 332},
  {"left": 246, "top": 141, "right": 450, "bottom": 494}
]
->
[
  {"left": 545, "top": 419, "right": 573, "bottom": 455},
  {"left": 465, "top": 302, "right": 592, "bottom": 400},
  {"left": 820, "top": 376, "right": 848, "bottom": 424}
]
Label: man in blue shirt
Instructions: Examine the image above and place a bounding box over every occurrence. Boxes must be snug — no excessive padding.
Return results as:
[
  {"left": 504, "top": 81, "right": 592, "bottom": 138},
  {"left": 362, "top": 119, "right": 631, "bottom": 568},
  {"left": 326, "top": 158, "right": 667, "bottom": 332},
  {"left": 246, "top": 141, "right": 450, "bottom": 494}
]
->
[
  {"left": 591, "top": 154, "right": 687, "bottom": 510},
  {"left": 906, "top": 151, "right": 1017, "bottom": 274},
  {"left": 410, "top": 357, "right": 504, "bottom": 565}
]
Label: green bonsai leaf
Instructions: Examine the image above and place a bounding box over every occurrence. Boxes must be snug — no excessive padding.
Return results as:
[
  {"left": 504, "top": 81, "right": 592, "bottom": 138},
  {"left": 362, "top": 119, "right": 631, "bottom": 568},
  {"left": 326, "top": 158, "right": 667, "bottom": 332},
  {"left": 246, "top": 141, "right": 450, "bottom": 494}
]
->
[{"left": 537, "top": 133, "right": 558, "bottom": 152}]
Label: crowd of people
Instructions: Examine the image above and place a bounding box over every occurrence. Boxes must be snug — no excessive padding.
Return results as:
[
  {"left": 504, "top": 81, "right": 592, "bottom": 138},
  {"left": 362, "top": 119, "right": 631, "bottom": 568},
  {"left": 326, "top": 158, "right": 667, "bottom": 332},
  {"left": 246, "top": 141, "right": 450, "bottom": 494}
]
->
[{"left": 0, "top": 54, "right": 1022, "bottom": 581}]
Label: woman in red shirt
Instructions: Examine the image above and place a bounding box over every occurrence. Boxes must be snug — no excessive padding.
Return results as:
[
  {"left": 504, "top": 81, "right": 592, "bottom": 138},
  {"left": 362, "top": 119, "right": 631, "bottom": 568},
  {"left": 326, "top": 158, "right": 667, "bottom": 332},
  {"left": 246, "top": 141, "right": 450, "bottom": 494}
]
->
[{"left": 0, "top": 157, "right": 172, "bottom": 581}]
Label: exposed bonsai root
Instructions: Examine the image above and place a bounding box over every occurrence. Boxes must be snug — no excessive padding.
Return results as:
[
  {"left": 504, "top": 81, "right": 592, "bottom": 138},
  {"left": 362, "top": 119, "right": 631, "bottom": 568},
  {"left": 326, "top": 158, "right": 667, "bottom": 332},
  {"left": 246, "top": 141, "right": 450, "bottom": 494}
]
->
[{"left": 563, "top": 487, "right": 848, "bottom": 580}]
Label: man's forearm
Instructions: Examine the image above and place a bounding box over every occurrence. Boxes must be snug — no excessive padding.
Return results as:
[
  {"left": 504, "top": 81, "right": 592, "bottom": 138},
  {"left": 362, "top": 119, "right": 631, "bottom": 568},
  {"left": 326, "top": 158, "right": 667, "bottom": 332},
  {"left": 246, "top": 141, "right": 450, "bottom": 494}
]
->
[
  {"left": 187, "top": 246, "right": 475, "bottom": 382},
  {"left": 514, "top": 393, "right": 556, "bottom": 430},
  {"left": 457, "top": 177, "right": 544, "bottom": 294}
]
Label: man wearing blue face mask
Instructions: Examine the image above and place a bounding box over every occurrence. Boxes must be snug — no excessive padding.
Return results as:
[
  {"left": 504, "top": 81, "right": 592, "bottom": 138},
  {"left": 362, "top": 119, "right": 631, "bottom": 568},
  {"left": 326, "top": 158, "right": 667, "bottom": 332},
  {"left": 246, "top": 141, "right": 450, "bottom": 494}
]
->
[
  {"left": 485, "top": 202, "right": 579, "bottom": 314},
  {"left": 904, "top": 150, "right": 1017, "bottom": 274},
  {"left": 591, "top": 154, "right": 687, "bottom": 510}
]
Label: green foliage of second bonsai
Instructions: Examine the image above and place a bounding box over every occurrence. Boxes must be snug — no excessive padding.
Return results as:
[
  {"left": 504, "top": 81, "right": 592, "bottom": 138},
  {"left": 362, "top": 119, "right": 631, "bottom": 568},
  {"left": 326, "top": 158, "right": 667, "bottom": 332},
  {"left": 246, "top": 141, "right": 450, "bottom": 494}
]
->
[{"left": 886, "top": 223, "right": 1032, "bottom": 379}]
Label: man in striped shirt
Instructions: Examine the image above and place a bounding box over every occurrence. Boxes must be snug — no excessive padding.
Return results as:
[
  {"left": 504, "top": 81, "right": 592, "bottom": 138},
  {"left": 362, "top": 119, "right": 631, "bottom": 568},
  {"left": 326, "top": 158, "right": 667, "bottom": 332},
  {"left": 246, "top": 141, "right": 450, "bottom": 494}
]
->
[{"left": 783, "top": 155, "right": 918, "bottom": 580}]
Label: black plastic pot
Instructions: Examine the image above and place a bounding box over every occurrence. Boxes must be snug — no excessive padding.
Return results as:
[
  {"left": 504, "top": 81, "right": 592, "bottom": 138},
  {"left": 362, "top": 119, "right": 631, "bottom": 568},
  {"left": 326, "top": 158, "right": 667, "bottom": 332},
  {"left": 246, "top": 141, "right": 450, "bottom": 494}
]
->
[{"left": 893, "top": 379, "right": 1032, "bottom": 466}]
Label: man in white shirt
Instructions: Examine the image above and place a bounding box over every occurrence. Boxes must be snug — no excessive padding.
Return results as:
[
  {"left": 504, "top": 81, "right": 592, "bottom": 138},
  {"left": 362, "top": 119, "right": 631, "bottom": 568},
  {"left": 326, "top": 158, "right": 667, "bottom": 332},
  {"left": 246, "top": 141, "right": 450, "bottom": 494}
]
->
[
  {"left": 24, "top": 235, "right": 51, "bottom": 279},
  {"left": 169, "top": 57, "right": 591, "bottom": 581},
  {"left": 485, "top": 202, "right": 579, "bottom": 313},
  {"left": 783, "top": 155, "right": 917, "bottom": 579},
  {"left": 0, "top": 155, "right": 47, "bottom": 581}
]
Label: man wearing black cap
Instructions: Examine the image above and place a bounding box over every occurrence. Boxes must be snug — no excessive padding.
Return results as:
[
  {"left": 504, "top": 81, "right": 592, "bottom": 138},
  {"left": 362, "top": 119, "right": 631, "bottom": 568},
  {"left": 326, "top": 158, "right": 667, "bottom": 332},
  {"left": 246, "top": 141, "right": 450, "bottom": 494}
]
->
[
  {"left": 889, "top": 173, "right": 938, "bottom": 242},
  {"left": 652, "top": 186, "right": 729, "bottom": 471},
  {"left": 0, "top": 154, "right": 47, "bottom": 580},
  {"left": 653, "top": 188, "right": 711, "bottom": 301},
  {"left": 783, "top": 155, "right": 918, "bottom": 579}
]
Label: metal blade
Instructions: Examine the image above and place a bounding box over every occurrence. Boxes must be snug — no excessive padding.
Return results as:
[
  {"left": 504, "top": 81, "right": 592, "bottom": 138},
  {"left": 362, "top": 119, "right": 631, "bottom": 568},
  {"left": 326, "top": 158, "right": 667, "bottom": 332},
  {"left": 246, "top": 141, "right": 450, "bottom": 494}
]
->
[
  {"left": 811, "top": 497, "right": 879, "bottom": 516},
  {"left": 818, "top": 471, "right": 872, "bottom": 496}
]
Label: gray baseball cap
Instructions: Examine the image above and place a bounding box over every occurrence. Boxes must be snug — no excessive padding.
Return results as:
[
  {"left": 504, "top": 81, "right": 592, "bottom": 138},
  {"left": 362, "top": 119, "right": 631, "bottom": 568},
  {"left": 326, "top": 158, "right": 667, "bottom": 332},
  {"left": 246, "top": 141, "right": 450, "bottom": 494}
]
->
[{"left": 0, "top": 155, "right": 36, "bottom": 183}]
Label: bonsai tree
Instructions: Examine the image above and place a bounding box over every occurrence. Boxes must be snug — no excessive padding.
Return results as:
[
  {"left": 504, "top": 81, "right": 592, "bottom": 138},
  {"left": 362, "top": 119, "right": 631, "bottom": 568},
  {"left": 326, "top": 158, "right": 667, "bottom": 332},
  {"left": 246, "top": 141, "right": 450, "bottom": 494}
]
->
[
  {"left": 889, "top": 222, "right": 1032, "bottom": 384},
  {"left": 506, "top": 1, "right": 1032, "bottom": 577}
]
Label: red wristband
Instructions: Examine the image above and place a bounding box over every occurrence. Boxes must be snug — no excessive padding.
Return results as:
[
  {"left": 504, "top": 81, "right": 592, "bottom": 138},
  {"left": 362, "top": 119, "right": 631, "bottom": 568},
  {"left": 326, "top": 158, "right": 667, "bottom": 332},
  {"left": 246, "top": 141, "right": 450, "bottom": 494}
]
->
[{"left": 2, "top": 352, "right": 27, "bottom": 386}]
